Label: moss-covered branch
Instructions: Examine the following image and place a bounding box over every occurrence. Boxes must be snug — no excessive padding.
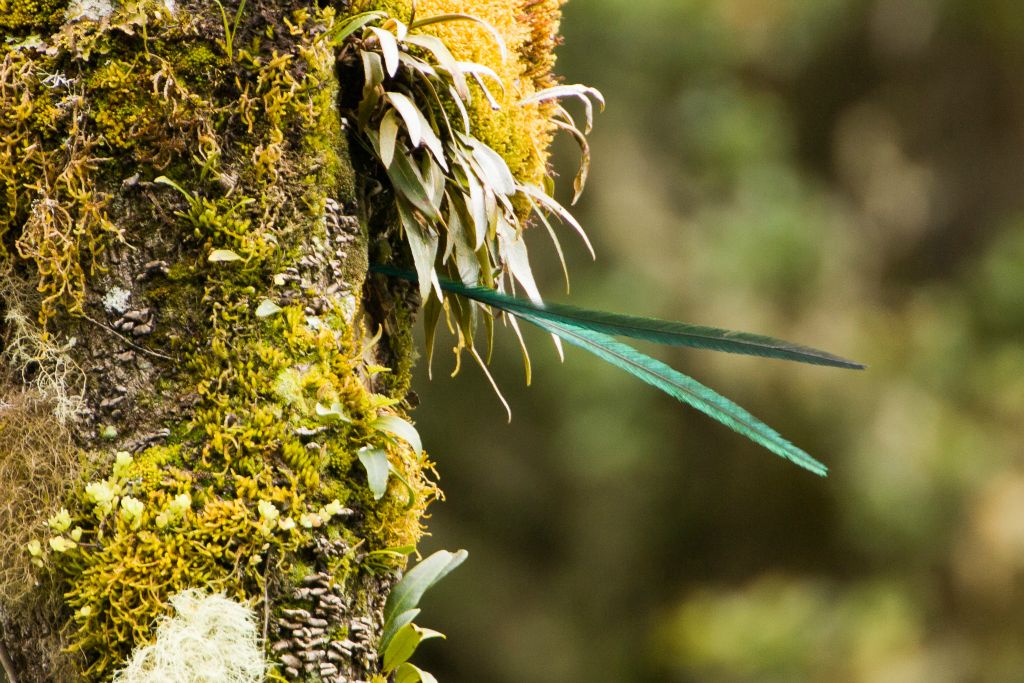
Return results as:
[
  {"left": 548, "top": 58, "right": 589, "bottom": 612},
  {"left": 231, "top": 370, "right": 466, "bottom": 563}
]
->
[{"left": 0, "top": 1, "right": 569, "bottom": 681}]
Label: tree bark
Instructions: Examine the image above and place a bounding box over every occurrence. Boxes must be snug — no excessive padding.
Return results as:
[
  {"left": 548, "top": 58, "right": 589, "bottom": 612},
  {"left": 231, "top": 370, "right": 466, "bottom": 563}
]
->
[{"left": 0, "top": 0, "right": 432, "bottom": 680}]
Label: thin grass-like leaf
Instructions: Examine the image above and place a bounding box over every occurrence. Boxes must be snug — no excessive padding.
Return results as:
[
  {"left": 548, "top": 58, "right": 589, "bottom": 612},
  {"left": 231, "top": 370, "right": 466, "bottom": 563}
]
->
[
  {"left": 369, "top": 26, "right": 401, "bottom": 77},
  {"left": 525, "top": 194, "right": 570, "bottom": 293},
  {"left": 408, "top": 13, "right": 508, "bottom": 62},
  {"left": 470, "top": 346, "right": 511, "bottom": 422},
  {"left": 552, "top": 118, "right": 592, "bottom": 204},
  {"left": 520, "top": 84, "right": 605, "bottom": 134},
  {"left": 519, "top": 183, "right": 595, "bottom": 259},
  {"left": 330, "top": 11, "right": 386, "bottom": 45},
  {"left": 387, "top": 149, "right": 440, "bottom": 221},
  {"left": 385, "top": 91, "right": 423, "bottom": 148},
  {"left": 401, "top": 33, "right": 468, "bottom": 99},
  {"left": 496, "top": 216, "right": 542, "bottom": 304},
  {"left": 378, "top": 109, "right": 400, "bottom": 167}
]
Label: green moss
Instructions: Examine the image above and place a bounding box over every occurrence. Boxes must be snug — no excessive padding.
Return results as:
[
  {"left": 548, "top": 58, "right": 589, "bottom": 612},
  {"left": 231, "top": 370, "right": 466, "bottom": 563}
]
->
[
  {"left": 0, "top": 0, "right": 580, "bottom": 676},
  {"left": 0, "top": 0, "right": 68, "bottom": 33},
  {"left": 349, "top": 0, "right": 413, "bottom": 20}
]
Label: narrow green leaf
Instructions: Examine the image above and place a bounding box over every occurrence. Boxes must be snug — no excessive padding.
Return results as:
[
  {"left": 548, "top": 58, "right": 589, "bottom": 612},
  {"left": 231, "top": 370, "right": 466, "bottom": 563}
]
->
[
  {"left": 328, "top": 10, "right": 385, "bottom": 45},
  {"left": 525, "top": 194, "right": 570, "bottom": 292},
  {"left": 422, "top": 290, "right": 443, "bottom": 380},
  {"left": 401, "top": 33, "right": 468, "bottom": 99},
  {"left": 461, "top": 134, "right": 516, "bottom": 196},
  {"left": 385, "top": 92, "right": 423, "bottom": 148},
  {"left": 369, "top": 26, "right": 400, "bottom": 77},
  {"left": 387, "top": 150, "right": 441, "bottom": 221},
  {"left": 519, "top": 84, "right": 605, "bottom": 134},
  {"left": 359, "top": 51, "right": 385, "bottom": 125},
  {"left": 396, "top": 198, "right": 439, "bottom": 301},
  {"left": 396, "top": 662, "right": 439, "bottom": 683},
  {"left": 381, "top": 608, "right": 420, "bottom": 655},
  {"left": 379, "top": 109, "right": 400, "bottom": 168},
  {"left": 519, "top": 183, "right": 595, "bottom": 259},
  {"left": 383, "top": 549, "right": 468, "bottom": 628},
  {"left": 362, "top": 49, "right": 385, "bottom": 91},
  {"left": 507, "top": 314, "right": 532, "bottom": 386},
  {"left": 408, "top": 13, "right": 508, "bottom": 62},
  {"left": 383, "top": 623, "right": 420, "bottom": 673},
  {"left": 358, "top": 447, "right": 390, "bottom": 501},
  {"left": 420, "top": 155, "right": 445, "bottom": 211},
  {"left": 374, "top": 414, "right": 422, "bottom": 455},
  {"left": 496, "top": 217, "right": 542, "bottom": 304},
  {"left": 413, "top": 106, "right": 448, "bottom": 171}
]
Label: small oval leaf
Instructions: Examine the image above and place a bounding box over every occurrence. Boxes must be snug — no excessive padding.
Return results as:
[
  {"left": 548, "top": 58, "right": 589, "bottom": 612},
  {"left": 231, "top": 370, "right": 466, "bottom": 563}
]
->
[
  {"left": 208, "top": 249, "right": 243, "bottom": 263},
  {"left": 374, "top": 414, "right": 422, "bottom": 455},
  {"left": 255, "top": 299, "right": 282, "bottom": 318},
  {"left": 358, "top": 447, "right": 390, "bottom": 502}
]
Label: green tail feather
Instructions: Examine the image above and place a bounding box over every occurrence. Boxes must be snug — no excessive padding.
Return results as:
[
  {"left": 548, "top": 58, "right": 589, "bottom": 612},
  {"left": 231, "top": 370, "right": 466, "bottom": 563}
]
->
[
  {"left": 521, "top": 313, "right": 828, "bottom": 476},
  {"left": 370, "top": 264, "right": 864, "bottom": 369},
  {"left": 370, "top": 263, "right": 842, "bottom": 475}
]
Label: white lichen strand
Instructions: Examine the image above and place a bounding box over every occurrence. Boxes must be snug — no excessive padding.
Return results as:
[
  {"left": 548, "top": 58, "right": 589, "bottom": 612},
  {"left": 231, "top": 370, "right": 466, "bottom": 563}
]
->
[{"left": 112, "top": 590, "right": 266, "bottom": 683}]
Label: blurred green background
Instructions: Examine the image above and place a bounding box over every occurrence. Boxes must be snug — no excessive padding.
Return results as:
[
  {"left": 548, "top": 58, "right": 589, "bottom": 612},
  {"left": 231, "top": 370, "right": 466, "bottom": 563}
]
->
[{"left": 415, "top": 1, "right": 1024, "bottom": 681}]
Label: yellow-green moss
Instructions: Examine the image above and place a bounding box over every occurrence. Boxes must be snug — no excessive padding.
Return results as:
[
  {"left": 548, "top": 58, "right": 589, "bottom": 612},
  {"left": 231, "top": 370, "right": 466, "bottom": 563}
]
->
[
  {"left": 3, "top": 0, "right": 572, "bottom": 677},
  {"left": 0, "top": 0, "right": 68, "bottom": 32}
]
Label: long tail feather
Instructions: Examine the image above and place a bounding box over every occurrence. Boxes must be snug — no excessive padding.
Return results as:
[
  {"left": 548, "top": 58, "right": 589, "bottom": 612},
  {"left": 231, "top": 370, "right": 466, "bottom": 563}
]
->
[
  {"left": 520, "top": 313, "right": 829, "bottom": 476},
  {"left": 370, "top": 264, "right": 864, "bottom": 369}
]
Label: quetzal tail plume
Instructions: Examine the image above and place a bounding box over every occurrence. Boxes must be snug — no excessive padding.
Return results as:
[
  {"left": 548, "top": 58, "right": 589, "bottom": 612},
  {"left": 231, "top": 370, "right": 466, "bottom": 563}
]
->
[{"left": 370, "top": 264, "right": 863, "bottom": 477}]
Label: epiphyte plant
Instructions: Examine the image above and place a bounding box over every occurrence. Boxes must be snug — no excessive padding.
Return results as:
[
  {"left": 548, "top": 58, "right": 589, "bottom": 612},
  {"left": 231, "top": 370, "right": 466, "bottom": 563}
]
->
[{"left": 345, "top": 6, "right": 862, "bottom": 477}]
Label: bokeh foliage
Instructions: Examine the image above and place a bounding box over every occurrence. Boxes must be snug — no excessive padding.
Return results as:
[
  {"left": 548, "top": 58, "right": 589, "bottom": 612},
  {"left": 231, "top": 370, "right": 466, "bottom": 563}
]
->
[{"left": 411, "top": 0, "right": 1024, "bottom": 681}]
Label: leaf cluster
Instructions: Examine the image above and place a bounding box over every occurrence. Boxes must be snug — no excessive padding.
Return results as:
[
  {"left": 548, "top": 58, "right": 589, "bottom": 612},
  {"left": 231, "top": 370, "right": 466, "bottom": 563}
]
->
[
  {"left": 371, "top": 548, "right": 468, "bottom": 683},
  {"left": 338, "top": 10, "right": 602, "bottom": 382}
]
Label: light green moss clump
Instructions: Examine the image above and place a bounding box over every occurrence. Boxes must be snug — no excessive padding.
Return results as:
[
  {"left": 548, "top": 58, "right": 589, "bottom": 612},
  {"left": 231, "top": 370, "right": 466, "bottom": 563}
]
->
[{"left": 0, "top": 0, "right": 69, "bottom": 32}]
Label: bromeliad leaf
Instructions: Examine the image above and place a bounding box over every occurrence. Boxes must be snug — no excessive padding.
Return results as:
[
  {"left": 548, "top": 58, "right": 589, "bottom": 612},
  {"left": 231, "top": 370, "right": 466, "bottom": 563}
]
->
[
  {"left": 396, "top": 197, "right": 440, "bottom": 301},
  {"left": 401, "top": 33, "right": 468, "bottom": 99},
  {"left": 378, "top": 109, "right": 400, "bottom": 167},
  {"left": 369, "top": 26, "right": 401, "bottom": 77},
  {"left": 387, "top": 150, "right": 441, "bottom": 221},
  {"left": 408, "top": 12, "right": 508, "bottom": 62},
  {"left": 520, "top": 84, "right": 606, "bottom": 134},
  {"left": 497, "top": 217, "right": 542, "bottom": 304},
  {"left": 460, "top": 133, "right": 516, "bottom": 196},
  {"left": 385, "top": 92, "right": 424, "bottom": 148}
]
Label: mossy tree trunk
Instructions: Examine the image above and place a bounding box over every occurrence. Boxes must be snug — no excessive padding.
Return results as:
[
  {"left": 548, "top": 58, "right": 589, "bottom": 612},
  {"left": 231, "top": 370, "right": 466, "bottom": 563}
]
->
[{"left": 0, "top": 0, "right": 435, "bottom": 680}]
